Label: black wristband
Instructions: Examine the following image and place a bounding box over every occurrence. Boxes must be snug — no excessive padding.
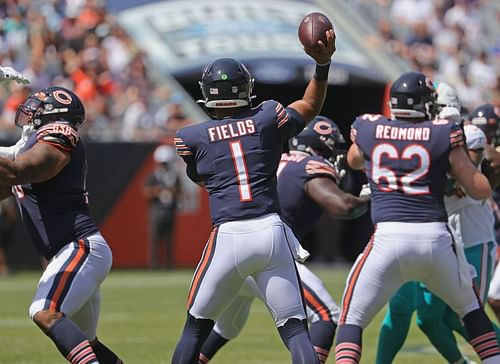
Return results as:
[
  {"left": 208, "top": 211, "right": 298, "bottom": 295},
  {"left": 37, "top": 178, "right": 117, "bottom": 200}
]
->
[{"left": 314, "top": 62, "right": 331, "bottom": 81}]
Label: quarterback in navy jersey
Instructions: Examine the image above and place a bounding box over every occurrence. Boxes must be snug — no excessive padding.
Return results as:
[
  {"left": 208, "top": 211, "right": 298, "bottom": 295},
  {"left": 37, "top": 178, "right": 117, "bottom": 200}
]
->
[
  {"left": 197, "top": 116, "right": 370, "bottom": 364},
  {"left": 0, "top": 87, "right": 122, "bottom": 364},
  {"left": 172, "top": 30, "right": 335, "bottom": 364},
  {"left": 334, "top": 71, "right": 500, "bottom": 364}
]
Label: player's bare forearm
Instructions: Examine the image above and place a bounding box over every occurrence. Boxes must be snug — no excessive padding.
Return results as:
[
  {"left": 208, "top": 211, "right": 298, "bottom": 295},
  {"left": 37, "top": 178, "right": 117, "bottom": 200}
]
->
[
  {"left": 482, "top": 146, "right": 500, "bottom": 188},
  {"left": 287, "top": 29, "right": 335, "bottom": 123},
  {"left": 347, "top": 143, "right": 365, "bottom": 170},
  {"left": 0, "top": 183, "right": 12, "bottom": 201},
  {"left": 0, "top": 142, "right": 70, "bottom": 185},
  {"left": 288, "top": 79, "right": 328, "bottom": 123},
  {"left": 449, "top": 147, "right": 491, "bottom": 200},
  {"left": 306, "top": 177, "right": 369, "bottom": 218}
]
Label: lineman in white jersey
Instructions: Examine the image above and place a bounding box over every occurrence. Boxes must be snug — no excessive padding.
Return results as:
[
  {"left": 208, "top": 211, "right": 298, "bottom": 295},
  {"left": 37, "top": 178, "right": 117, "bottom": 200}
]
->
[{"left": 446, "top": 124, "right": 497, "bottom": 301}]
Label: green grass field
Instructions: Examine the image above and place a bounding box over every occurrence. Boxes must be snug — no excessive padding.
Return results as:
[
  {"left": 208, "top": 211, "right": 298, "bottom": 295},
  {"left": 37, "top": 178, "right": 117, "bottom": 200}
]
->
[{"left": 0, "top": 265, "right": 481, "bottom": 363}]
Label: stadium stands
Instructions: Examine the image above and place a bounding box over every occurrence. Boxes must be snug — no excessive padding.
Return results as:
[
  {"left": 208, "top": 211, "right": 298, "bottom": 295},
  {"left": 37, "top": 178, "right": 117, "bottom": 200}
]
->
[
  {"left": 0, "top": 0, "right": 192, "bottom": 141},
  {"left": 352, "top": 0, "right": 498, "bottom": 111}
]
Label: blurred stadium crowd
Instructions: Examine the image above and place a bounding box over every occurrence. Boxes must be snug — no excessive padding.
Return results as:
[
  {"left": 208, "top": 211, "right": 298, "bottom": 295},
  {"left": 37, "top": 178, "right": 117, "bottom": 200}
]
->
[
  {"left": 0, "top": 0, "right": 192, "bottom": 141},
  {"left": 355, "top": 0, "right": 499, "bottom": 113},
  {"left": 0, "top": 0, "right": 497, "bottom": 142}
]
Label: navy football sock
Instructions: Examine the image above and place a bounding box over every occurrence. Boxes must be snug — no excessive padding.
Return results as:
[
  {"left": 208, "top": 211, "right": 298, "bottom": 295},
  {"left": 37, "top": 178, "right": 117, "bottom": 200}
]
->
[
  {"left": 198, "top": 331, "right": 229, "bottom": 363},
  {"left": 463, "top": 309, "right": 500, "bottom": 361},
  {"left": 309, "top": 320, "right": 336, "bottom": 363},
  {"left": 93, "top": 339, "right": 123, "bottom": 364},
  {"left": 335, "top": 324, "right": 362, "bottom": 364},
  {"left": 171, "top": 313, "right": 214, "bottom": 364},
  {"left": 46, "top": 316, "right": 98, "bottom": 363},
  {"left": 278, "top": 318, "right": 319, "bottom": 364}
]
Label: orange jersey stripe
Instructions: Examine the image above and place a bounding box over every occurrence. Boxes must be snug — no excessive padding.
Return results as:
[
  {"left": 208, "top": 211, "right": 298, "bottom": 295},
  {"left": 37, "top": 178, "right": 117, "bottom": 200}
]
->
[
  {"left": 187, "top": 229, "right": 217, "bottom": 308},
  {"left": 49, "top": 241, "right": 86, "bottom": 311},
  {"left": 340, "top": 235, "right": 375, "bottom": 324}
]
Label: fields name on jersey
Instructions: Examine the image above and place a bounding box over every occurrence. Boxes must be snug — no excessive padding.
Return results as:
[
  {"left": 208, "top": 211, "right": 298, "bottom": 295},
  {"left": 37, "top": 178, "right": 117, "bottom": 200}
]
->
[
  {"left": 207, "top": 120, "right": 256, "bottom": 142},
  {"left": 375, "top": 125, "right": 430, "bottom": 141}
]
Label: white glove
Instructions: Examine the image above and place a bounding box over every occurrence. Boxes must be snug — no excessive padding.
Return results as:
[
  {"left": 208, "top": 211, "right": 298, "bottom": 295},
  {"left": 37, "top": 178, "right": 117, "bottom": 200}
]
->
[
  {"left": 0, "top": 66, "right": 30, "bottom": 85},
  {"left": 0, "top": 125, "right": 35, "bottom": 160},
  {"left": 359, "top": 183, "right": 371, "bottom": 199},
  {"left": 13, "top": 125, "right": 35, "bottom": 158}
]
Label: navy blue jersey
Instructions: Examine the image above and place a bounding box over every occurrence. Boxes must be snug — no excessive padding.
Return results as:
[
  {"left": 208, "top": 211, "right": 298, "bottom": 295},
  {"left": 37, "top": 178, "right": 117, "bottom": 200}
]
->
[
  {"left": 175, "top": 100, "right": 305, "bottom": 225},
  {"left": 277, "top": 151, "right": 337, "bottom": 239},
  {"left": 351, "top": 114, "right": 464, "bottom": 224},
  {"left": 14, "top": 122, "right": 98, "bottom": 259}
]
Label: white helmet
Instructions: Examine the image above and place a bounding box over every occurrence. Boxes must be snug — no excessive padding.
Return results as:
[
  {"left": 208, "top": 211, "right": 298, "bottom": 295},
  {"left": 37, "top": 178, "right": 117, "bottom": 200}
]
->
[{"left": 434, "top": 81, "right": 460, "bottom": 110}]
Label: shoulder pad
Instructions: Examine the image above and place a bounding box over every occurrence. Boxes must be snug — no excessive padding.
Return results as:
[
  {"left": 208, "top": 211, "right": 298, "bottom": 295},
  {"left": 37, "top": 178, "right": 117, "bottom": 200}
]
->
[
  {"left": 357, "top": 114, "right": 385, "bottom": 123},
  {"left": 36, "top": 122, "right": 79, "bottom": 151},
  {"left": 463, "top": 124, "right": 486, "bottom": 150},
  {"left": 305, "top": 157, "right": 338, "bottom": 181}
]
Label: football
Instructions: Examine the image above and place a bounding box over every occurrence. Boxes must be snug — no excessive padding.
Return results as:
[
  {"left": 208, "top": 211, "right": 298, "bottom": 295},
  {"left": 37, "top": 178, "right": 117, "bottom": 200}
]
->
[{"left": 298, "top": 12, "right": 333, "bottom": 51}]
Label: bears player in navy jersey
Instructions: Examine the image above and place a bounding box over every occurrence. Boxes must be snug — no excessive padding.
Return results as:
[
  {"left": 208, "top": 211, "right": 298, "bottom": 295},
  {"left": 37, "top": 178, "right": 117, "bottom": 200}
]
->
[
  {"left": 197, "top": 116, "right": 370, "bottom": 364},
  {"left": 375, "top": 82, "right": 497, "bottom": 364},
  {"left": 0, "top": 87, "right": 123, "bottom": 364},
  {"left": 172, "top": 29, "right": 335, "bottom": 364},
  {"left": 334, "top": 71, "right": 500, "bottom": 364}
]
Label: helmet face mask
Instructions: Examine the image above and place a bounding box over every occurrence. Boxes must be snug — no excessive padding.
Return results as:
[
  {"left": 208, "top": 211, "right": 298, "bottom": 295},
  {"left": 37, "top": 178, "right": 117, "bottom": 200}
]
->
[
  {"left": 434, "top": 81, "right": 460, "bottom": 113},
  {"left": 15, "top": 87, "right": 85, "bottom": 130},
  {"left": 15, "top": 97, "right": 43, "bottom": 127},
  {"left": 390, "top": 71, "right": 437, "bottom": 120},
  {"left": 199, "top": 58, "right": 254, "bottom": 111}
]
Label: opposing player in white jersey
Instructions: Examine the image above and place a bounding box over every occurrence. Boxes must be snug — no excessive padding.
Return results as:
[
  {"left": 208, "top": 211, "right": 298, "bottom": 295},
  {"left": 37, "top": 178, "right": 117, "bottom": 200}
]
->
[
  {"left": 171, "top": 31, "right": 335, "bottom": 364},
  {"left": 335, "top": 71, "right": 500, "bottom": 364},
  {"left": 197, "top": 117, "right": 370, "bottom": 364}
]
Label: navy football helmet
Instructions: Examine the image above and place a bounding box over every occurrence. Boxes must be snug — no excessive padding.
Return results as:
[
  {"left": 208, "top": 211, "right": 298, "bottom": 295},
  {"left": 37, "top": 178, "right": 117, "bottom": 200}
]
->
[
  {"left": 289, "top": 116, "right": 345, "bottom": 160},
  {"left": 15, "top": 86, "right": 85, "bottom": 130},
  {"left": 198, "top": 58, "right": 254, "bottom": 109},
  {"left": 390, "top": 71, "right": 437, "bottom": 120},
  {"left": 470, "top": 103, "right": 500, "bottom": 145}
]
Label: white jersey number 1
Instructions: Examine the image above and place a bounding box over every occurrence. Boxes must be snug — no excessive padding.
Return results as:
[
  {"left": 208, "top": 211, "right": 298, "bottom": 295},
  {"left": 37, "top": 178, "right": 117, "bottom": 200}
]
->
[{"left": 230, "top": 141, "right": 253, "bottom": 202}]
